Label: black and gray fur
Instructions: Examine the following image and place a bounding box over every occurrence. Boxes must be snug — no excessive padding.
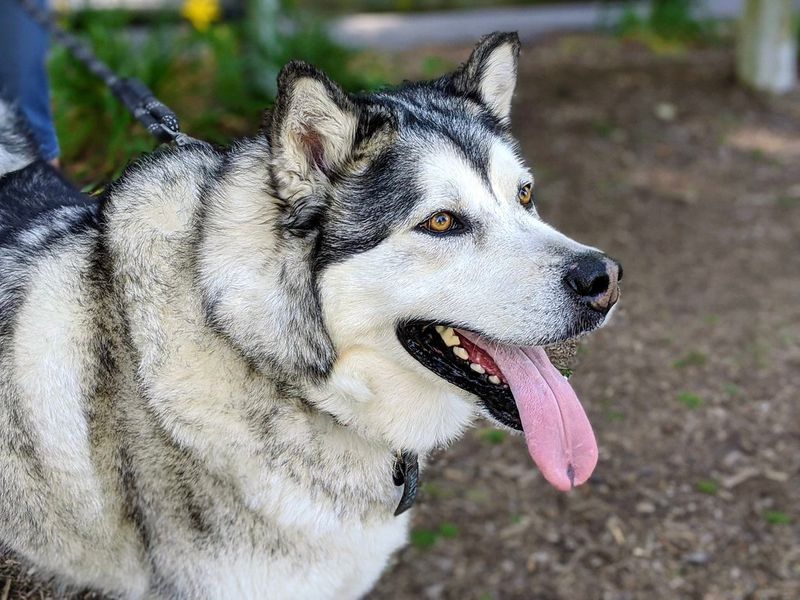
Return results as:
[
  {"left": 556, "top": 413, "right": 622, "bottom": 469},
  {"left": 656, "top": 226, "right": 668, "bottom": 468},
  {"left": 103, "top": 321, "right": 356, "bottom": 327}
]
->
[{"left": 0, "top": 33, "right": 619, "bottom": 599}]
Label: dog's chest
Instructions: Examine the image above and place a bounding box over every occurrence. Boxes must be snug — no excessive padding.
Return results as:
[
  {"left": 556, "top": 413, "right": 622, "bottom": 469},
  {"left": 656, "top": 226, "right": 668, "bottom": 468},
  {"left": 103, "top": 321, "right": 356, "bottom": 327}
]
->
[{"left": 193, "top": 513, "right": 410, "bottom": 599}]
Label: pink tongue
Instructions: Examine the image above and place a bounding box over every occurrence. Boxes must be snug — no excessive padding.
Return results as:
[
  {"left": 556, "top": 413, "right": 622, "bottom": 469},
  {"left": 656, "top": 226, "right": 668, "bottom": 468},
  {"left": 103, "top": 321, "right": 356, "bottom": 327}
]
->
[{"left": 459, "top": 333, "right": 598, "bottom": 491}]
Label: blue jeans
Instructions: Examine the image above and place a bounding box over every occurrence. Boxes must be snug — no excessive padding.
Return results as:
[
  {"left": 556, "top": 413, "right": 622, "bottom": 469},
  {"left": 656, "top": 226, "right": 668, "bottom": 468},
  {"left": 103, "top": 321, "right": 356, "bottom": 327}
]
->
[{"left": 0, "top": 0, "right": 60, "bottom": 161}]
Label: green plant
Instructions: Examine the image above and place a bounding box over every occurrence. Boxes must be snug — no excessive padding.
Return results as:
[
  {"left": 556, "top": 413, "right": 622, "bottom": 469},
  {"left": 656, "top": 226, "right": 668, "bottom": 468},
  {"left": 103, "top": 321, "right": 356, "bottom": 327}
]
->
[
  {"left": 601, "top": 398, "right": 625, "bottom": 421},
  {"left": 410, "top": 528, "right": 438, "bottom": 549},
  {"left": 724, "top": 383, "right": 742, "bottom": 397},
  {"left": 616, "top": 0, "right": 717, "bottom": 49},
  {"left": 763, "top": 510, "right": 791, "bottom": 526},
  {"left": 673, "top": 350, "right": 708, "bottom": 368},
  {"left": 49, "top": 9, "right": 381, "bottom": 185},
  {"left": 409, "top": 523, "right": 460, "bottom": 549},
  {"left": 479, "top": 428, "right": 506, "bottom": 444},
  {"left": 438, "top": 522, "right": 459, "bottom": 538},
  {"left": 650, "top": 0, "right": 706, "bottom": 40},
  {"left": 695, "top": 479, "right": 718, "bottom": 495},
  {"left": 676, "top": 391, "right": 703, "bottom": 409}
]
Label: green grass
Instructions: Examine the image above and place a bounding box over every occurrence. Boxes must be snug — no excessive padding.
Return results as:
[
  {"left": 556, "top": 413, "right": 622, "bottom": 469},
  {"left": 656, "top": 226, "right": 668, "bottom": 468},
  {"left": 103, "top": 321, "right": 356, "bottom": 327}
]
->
[
  {"left": 410, "top": 522, "right": 460, "bottom": 549},
  {"left": 438, "top": 522, "right": 459, "bottom": 538},
  {"left": 616, "top": 0, "right": 719, "bottom": 51},
  {"left": 601, "top": 398, "right": 625, "bottom": 421},
  {"left": 465, "top": 487, "right": 490, "bottom": 505},
  {"left": 695, "top": 479, "right": 718, "bottom": 495},
  {"left": 410, "top": 528, "right": 438, "bottom": 549},
  {"left": 724, "top": 383, "right": 742, "bottom": 397},
  {"left": 592, "top": 119, "right": 616, "bottom": 138},
  {"left": 776, "top": 195, "right": 800, "bottom": 208},
  {"left": 419, "top": 55, "right": 453, "bottom": 79},
  {"left": 673, "top": 350, "right": 708, "bottom": 369},
  {"left": 677, "top": 391, "right": 703, "bottom": 409},
  {"left": 479, "top": 428, "right": 507, "bottom": 445},
  {"left": 419, "top": 481, "right": 449, "bottom": 500},
  {"left": 763, "top": 510, "right": 791, "bottom": 526}
]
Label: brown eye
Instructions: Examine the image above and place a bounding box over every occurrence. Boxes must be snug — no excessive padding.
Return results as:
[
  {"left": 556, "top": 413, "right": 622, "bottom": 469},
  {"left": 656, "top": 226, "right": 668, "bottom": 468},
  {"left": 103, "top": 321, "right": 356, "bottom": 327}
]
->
[
  {"left": 424, "top": 211, "right": 456, "bottom": 233},
  {"left": 518, "top": 183, "right": 533, "bottom": 206}
]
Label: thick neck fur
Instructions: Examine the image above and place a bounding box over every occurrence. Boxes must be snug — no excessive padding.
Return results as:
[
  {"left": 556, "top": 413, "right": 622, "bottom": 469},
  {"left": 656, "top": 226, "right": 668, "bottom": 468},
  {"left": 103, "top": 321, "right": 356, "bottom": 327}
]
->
[
  {"left": 102, "top": 140, "right": 406, "bottom": 522},
  {"left": 189, "top": 138, "right": 473, "bottom": 457}
]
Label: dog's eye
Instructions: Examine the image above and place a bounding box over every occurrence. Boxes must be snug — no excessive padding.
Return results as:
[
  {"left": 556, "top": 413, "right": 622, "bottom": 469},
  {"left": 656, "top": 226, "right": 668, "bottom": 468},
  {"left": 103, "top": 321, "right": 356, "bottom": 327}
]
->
[
  {"left": 420, "top": 211, "right": 461, "bottom": 234},
  {"left": 518, "top": 183, "right": 533, "bottom": 207}
]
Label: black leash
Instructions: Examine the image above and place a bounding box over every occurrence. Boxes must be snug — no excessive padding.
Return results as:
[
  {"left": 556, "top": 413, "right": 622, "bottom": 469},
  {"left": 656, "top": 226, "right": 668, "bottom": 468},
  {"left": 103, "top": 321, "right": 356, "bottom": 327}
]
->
[{"left": 18, "top": 0, "right": 209, "bottom": 148}]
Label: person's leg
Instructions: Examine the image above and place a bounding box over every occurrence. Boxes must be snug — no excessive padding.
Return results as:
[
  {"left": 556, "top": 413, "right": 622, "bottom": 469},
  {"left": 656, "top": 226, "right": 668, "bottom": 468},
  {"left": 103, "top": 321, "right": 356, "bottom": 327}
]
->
[{"left": 0, "top": 0, "right": 60, "bottom": 162}]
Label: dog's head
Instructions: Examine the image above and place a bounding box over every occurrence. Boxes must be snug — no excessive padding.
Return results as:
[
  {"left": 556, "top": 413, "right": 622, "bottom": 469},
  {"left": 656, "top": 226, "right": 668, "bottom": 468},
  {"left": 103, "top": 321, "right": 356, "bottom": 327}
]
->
[{"left": 218, "top": 33, "right": 621, "bottom": 491}]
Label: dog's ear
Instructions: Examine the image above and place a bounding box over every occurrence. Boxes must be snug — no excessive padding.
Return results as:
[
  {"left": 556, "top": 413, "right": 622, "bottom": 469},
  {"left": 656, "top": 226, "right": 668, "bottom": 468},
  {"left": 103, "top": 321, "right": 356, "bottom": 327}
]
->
[
  {"left": 268, "top": 62, "right": 396, "bottom": 235},
  {"left": 448, "top": 32, "right": 520, "bottom": 125},
  {"left": 270, "top": 61, "right": 359, "bottom": 186}
]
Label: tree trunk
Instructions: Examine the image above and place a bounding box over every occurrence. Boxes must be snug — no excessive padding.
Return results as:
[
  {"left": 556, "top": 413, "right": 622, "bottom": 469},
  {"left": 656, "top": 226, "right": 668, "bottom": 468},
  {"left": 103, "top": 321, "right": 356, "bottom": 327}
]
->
[{"left": 737, "top": 0, "right": 797, "bottom": 94}]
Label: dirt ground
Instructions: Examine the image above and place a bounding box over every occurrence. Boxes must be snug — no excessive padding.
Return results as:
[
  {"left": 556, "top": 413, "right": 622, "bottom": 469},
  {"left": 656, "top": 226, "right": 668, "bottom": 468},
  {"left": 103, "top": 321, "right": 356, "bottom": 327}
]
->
[
  {"left": 3, "top": 33, "right": 799, "bottom": 600},
  {"left": 371, "top": 34, "right": 800, "bottom": 600}
]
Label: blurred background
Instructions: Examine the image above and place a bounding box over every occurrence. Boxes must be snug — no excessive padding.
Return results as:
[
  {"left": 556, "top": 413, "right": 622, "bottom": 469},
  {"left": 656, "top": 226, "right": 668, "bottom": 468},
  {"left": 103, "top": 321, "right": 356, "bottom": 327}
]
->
[{"left": 10, "top": 0, "right": 800, "bottom": 598}]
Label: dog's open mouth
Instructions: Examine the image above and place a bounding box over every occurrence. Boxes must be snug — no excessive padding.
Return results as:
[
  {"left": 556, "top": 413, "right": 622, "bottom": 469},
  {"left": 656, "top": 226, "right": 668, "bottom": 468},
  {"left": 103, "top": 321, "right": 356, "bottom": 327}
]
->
[{"left": 397, "top": 322, "right": 598, "bottom": 491}]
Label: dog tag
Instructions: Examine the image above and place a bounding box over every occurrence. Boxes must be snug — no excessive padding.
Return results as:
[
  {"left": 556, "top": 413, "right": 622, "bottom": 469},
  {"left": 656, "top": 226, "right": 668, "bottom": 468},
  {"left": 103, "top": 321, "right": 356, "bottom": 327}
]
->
[{"left": 392, "top": 450, "right": 419, "bottom": 516}]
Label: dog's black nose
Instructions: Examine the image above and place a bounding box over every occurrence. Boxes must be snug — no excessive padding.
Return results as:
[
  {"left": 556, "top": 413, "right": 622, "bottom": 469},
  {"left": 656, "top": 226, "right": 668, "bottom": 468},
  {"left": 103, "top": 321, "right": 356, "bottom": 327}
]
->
[{"left": 564, "top": 253, "right": 622, "bottom": 313}]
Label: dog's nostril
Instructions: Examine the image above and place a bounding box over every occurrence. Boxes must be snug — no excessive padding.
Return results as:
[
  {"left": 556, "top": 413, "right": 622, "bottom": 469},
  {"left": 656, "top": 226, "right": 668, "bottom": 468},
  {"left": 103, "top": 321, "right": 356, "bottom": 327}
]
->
[
  {"left": 564, "top": 255, "right": 611, "bottom": 298},
  {"left": 587, "top": 273, "right": 610, "bottom": 296}
]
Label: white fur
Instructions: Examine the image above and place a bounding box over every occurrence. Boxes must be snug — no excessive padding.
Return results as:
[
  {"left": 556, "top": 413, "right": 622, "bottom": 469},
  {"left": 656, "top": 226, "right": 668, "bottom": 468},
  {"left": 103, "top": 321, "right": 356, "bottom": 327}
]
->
[
  {"left": 478, "top": 43, "right": 518, "bottom": 123},
  {"left": 316, "top": 138, "right": 601, "bottom": 454}
]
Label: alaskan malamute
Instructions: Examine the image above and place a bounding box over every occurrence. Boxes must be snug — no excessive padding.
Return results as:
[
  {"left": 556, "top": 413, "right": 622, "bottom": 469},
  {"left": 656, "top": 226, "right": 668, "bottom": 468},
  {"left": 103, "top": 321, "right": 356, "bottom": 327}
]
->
[{"left": 0, "top": 32, "right": 621, "bottom": 598}]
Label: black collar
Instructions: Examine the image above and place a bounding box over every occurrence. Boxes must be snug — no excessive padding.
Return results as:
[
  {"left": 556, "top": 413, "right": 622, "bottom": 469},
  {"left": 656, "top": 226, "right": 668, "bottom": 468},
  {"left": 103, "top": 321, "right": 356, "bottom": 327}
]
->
[{"left": 392, "top": 450, "right": 419, "bottom": 516}]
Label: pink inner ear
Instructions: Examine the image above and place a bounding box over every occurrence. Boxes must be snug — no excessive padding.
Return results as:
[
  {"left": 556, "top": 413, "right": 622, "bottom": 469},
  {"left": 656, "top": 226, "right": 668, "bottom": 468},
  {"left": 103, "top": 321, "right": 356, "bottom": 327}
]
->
[{"left": 299, "top": 127, "right": 328, "bottom": 173}]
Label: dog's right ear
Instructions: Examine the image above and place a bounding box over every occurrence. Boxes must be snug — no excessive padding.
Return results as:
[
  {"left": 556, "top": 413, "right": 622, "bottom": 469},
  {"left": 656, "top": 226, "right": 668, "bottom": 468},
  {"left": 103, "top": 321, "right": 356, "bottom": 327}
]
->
[
  {"left": 268, "top": 62, "right": 396, "bottom": 234},
  {"left": 269, "top": 61, "right": 359, "bottom": 191}
]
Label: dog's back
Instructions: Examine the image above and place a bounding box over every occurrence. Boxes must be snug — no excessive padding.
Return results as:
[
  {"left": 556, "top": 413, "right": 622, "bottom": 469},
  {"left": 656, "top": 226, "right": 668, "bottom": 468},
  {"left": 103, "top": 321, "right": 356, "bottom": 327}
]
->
[{"left": 0, "top": 103, "right": 150, "bottom": 595}]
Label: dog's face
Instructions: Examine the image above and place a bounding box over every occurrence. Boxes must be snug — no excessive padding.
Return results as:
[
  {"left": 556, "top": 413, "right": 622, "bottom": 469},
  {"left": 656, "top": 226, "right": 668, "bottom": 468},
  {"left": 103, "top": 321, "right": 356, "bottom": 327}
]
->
[{"left": 268, "top": 33, "right": 621, "bottom": 490}]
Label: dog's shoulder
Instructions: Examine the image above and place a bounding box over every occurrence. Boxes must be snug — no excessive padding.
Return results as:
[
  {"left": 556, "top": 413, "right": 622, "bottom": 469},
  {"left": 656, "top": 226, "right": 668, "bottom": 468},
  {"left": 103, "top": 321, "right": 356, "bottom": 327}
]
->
[{"left": 99, "top": 143, "right": 234, "bottom": 268}]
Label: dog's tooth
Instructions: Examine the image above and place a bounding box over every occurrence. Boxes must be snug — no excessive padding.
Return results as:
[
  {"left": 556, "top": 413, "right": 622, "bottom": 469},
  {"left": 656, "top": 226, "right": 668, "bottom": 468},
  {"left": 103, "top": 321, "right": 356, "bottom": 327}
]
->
[
  {"left": 488, "top": 375, "right": 501, "bottom": 384},
  {"left": 441, "top": 327, "right": 460, "bottom": 347},
  {"left": 470, "top": 363, "right": 485, "bottom": 374},
  {"left": 444, "top": 334, "right": 461, "bottom": 347},
  {"left": 435, "top": 325, "right": 445, "bottom": 334},
  {"left": 453, "top": 347, "right": 469, "bottom": 360}
]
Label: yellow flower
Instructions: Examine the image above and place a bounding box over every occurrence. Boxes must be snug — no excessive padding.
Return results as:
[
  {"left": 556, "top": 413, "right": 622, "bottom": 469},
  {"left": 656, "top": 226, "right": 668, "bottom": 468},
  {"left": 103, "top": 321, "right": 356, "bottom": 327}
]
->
[{"left": 181, "top": 0, "right": 220, "bottom": 32}]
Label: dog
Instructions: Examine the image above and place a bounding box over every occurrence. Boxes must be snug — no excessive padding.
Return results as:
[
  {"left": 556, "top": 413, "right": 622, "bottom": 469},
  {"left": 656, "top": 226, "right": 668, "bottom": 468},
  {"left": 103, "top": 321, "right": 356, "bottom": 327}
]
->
[{"left": 0, "top": 32, "right": 621, "bottom": 599}]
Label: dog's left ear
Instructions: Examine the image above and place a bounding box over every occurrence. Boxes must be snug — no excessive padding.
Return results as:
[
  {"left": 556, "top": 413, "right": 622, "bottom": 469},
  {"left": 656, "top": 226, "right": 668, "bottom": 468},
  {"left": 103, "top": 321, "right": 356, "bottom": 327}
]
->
[
  {"left": 448, "top": 32, "right": 520, "bottom": 125},
  {"left": 270, "top": 61, "right": 359, "bottom": 188}
]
